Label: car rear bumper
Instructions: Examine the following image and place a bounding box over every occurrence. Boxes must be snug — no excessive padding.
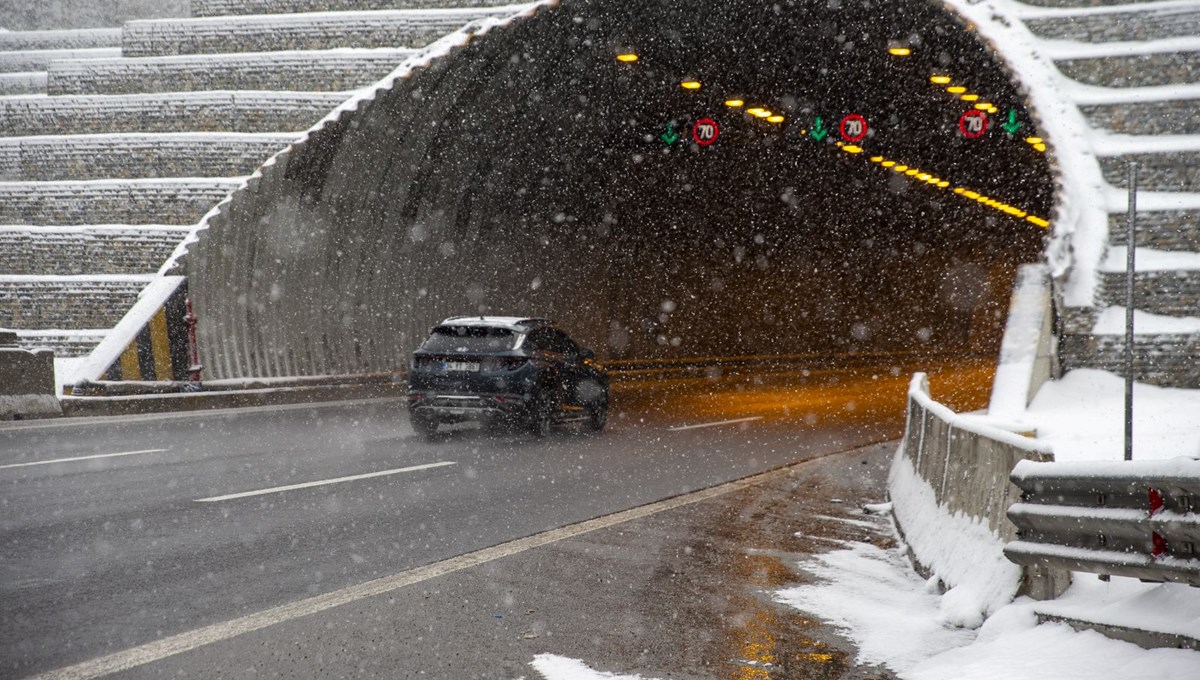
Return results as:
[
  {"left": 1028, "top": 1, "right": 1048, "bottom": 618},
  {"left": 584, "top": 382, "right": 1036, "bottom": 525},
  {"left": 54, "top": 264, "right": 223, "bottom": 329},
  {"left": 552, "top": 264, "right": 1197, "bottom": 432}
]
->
[{"left": 407, "top": 392, "right": 529, "bottom": 422}]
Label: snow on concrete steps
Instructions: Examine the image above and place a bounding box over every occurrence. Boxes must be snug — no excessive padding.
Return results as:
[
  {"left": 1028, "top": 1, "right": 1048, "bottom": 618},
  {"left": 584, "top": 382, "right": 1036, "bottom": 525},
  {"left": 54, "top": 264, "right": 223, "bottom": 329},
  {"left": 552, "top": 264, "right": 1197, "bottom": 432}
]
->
[
  {"left": 0, "top": 91, "right": 347, "bottom": 136},
  {"left": 0, "top": 29, "right": 121, "bottom": 52},
  {"left": 0, "top": 71, "right": 46, "bottom": 96},
  {"left": 0, "top": 47, "right": 121, "bottom": 74},
  {"left": 193, "top": 0, "right": 522, "bottom": 17},
  {"left": 0, "top": 226, "right": 192, "bottom": 276},
  {"left": 0, "top": 178, "right": 242, "bottom": 226},
  {"left": 0, "top": 275, "right": 154, "bottom": 331},
  {"left": 47, "top": 49, "right": 417, "bottom": 95},
  {"left": 1020, "top": 1, "right": 1200, "bottom": 43},
  {"left": 121, "top": 7, "right": 519, "bottom": 57},
  {"left": 0, "top": 133, "right": 298, "bottom": 181}
]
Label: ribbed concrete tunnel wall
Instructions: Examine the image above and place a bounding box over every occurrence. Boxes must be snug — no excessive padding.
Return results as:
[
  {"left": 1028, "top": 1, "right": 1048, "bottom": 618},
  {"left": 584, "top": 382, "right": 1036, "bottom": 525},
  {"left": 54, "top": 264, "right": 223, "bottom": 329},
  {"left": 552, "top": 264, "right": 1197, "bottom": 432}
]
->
[{"left": 188, "top": 0, "right": 1053, "bottom": 379}]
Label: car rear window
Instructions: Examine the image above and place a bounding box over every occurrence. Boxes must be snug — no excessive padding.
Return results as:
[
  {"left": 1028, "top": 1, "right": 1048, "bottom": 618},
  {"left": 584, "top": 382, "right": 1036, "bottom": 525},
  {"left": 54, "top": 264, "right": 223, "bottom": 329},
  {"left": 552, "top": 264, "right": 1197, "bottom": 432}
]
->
[{"left": 420, "top": 326, "right": 518, "bottom": 352}]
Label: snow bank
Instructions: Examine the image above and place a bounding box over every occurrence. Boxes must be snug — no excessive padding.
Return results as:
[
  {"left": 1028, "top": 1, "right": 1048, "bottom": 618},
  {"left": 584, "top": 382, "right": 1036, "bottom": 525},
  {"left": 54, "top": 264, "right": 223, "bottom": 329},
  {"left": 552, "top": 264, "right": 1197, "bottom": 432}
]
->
[
  {"left": 774, "top": 546, "right": 1200, "bottom": 679},
  {"left": 531, "top": 654, "right": 653, "bottom": 680},
  {"left": 889, "top": 449, "right": 1024, "bottom": 628},
  {"left": 1024, "top": 369, "right": 1200, "bottom": 463},
  {"left": 1093, "top": 306, "right": 1200, "bottom": 335}
]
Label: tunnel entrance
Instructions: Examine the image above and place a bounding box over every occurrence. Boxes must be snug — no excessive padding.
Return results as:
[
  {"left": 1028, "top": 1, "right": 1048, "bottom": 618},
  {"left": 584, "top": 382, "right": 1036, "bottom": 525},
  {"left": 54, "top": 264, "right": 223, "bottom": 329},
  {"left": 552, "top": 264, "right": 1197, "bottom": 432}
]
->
[{"left": 191, "top": 0, "right": 1055, "bottom": 377}]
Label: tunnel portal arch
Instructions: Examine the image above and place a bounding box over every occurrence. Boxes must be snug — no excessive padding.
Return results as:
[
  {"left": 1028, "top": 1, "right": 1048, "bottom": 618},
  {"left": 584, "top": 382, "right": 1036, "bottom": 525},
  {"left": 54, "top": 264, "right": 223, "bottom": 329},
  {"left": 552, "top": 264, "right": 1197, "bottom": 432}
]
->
[{"left": 188, "top": 0, "right": 1055, "bottom": 379}]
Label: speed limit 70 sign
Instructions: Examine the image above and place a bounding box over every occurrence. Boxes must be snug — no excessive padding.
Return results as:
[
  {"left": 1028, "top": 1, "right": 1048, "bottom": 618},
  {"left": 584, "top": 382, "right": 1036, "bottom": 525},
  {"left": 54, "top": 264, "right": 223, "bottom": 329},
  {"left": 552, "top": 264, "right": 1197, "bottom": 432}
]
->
[{"left": 959, "top": 110, "right": 988, "bottom": 139}]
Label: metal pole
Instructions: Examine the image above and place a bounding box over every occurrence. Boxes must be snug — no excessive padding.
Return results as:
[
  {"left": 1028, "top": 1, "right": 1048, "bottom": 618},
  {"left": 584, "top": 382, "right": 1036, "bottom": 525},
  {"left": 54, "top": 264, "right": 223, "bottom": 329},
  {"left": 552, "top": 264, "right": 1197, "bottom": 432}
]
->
[{"left": 1124, "top": 162, "right": 1137, "bottom": 461}]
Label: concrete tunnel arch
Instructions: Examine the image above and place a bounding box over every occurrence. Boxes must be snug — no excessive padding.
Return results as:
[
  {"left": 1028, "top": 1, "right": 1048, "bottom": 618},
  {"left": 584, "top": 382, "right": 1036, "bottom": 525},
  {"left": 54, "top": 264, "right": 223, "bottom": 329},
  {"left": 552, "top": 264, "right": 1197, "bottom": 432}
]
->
[{"left": 185, "top": 0, "right": 1056, "bottom": 379}]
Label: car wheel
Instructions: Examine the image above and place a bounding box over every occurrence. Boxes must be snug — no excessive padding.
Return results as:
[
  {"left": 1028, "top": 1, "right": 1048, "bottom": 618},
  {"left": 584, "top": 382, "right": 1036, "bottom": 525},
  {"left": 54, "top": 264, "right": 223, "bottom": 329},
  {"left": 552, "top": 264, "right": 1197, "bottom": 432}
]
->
[
  {"left": 585, "top": 397, "right": 608, "bottom": 433},
  {"left": 411, "top": 413, "right": 438, "bottom": 440},
  {"left": 529, "top": 401, "right": 555, "bottom": 438}
]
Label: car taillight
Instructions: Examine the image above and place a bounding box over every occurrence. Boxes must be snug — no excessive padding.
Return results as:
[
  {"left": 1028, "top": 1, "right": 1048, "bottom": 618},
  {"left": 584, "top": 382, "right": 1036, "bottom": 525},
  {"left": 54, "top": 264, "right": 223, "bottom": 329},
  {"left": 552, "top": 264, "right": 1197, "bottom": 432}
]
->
[{"left": 411, "top": 356, "right": 434, "bottom": 371}]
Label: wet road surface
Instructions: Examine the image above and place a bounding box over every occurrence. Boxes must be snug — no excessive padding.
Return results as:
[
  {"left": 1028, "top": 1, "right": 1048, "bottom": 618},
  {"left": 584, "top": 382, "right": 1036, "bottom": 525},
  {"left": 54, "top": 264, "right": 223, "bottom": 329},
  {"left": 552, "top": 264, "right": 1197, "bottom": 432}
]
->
[{"left": 0, "top": 358, "right": 990, "bottom": 677}]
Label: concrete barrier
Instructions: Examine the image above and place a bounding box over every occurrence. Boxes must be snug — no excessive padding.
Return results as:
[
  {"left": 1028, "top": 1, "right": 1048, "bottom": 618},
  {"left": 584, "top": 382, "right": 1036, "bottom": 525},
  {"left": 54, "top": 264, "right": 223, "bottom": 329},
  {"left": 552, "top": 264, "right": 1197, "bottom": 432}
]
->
[
  {"left": 892, "top": 373, "right": 1070, "bottom": 602},
  {"left": 0, "top": 331, "right": 62, "bottom": 420}
]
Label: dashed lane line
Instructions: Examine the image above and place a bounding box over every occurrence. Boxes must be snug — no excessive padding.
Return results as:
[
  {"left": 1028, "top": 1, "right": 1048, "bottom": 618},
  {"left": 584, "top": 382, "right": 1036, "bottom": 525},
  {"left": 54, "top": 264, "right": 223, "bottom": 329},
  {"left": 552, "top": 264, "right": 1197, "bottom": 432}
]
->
[
  {"left": 0, "top": 448, "right": 167, "bottom": 470},
  {"left": 668, "top": 416, "right": 764, "bottom": 431},
  {"left": 194, "top": 461, "right": 458, "bottom": 502}
]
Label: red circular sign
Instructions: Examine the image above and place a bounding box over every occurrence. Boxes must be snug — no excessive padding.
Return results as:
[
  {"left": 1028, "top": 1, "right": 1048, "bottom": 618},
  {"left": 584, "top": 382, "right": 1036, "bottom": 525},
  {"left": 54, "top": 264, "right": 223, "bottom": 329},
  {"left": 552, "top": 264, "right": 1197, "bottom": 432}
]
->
[
  {"left": 692, "top": 118, "right": 719, "bottom": 146},
  {"left": 959, "top": 110, "right": 989, "bottom": 139},
  {"left": 839, "top": 114, "right": 868, "bottom": 142}
]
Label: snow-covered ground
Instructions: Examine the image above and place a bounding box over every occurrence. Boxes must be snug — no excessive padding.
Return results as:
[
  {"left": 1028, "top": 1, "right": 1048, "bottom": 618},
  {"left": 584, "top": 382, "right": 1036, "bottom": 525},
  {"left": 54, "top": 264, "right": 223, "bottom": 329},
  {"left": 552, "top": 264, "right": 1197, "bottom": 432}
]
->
[{"left": 1024, "top": 369, "right": 1200, "bottom": 463}]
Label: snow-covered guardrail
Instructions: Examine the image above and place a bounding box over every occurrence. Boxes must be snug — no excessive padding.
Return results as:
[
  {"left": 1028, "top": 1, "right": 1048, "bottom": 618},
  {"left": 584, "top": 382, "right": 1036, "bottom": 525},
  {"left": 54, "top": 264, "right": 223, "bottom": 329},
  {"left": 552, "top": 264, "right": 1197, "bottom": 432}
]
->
[{"left": 1005, "top": 459, "right": 1200, "bottom": 587}]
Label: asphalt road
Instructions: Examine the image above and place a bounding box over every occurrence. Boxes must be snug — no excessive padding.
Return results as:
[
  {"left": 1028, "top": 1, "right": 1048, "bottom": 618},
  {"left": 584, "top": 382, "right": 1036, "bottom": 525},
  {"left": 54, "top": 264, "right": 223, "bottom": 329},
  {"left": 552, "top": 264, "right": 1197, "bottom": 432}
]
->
[{"left": 0, "top": 358, "right": 993, "bottom": 678}]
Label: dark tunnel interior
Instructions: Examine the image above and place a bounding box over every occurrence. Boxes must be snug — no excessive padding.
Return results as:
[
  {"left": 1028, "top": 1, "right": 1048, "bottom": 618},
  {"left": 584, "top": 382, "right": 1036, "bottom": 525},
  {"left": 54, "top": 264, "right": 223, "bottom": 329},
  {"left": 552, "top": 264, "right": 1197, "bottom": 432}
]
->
[{"left": 192, "top": 0, "right": 1057, "bottom": 376}]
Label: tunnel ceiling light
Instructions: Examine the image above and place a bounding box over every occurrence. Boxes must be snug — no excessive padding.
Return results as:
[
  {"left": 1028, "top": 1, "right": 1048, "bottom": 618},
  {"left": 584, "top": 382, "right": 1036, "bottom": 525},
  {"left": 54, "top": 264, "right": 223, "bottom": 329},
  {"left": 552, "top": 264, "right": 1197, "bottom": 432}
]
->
[
  {"left": 725, "top": 99, "right": 745, "bottom": 107},
  {"left": 975, "top": 102, "right": 992, "bottom": 110},
  {"left": 681, "top": 80, "right": 702, "bottom": 90},
  {"left": 905, "top": 168, "right": 920, "bottom": 176},
  {"left": 961, "top": 93, "right": 980, "bottom": 102},
  {"left": 937, "top": 180, "right": 950, "bottom": 188},
  {"left": 870, "top": 156, "right": 884, "bottom": 162},
  {"left": 917, "top": 173, "right": 932, "bottom": 181},
  {"left": 616, "top": 53, "right": 638, "bottom": 63},
  {"left": 881, "top": 160, "right": 896, "bottom": 167},
  {"left": 1027, "top": 216, "right": 1050, "bottom": 228},
  {"left": 1033, "top": 142, "right": 1047, "bottom": 152},
  {"left": 893, "top": 164, "right": 909, "bottom": 172},
  {"left": 947, "top": 86, "right": 967, "bottom": 94},
  {"left": 930, "top": 75, "right": 952, "bottom": 85},
  {"left": 841, "top": 144, "right": 863, "bottom": 153},
  {"left": 888, "top": 47, "right": 912, "bottom": 56},
  {"left": 1026, "top": 137, "right": 1043, "bottom": 145},
  {"left": 987, "top": 106, "right": 1000, "bottom": 114},
  {"left": 750, "top": 109, "right": 773, "bottom": 118},
  {"left": 767, "top": 115, "right": 785, "bottom": 123}
]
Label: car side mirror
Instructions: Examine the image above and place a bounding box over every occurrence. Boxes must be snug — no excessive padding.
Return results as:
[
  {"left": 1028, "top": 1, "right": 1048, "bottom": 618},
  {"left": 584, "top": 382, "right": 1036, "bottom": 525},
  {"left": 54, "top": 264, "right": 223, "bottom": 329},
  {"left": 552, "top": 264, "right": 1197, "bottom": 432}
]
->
[{"left": 580, "top": 348, "right": 596, "bottom": 362}]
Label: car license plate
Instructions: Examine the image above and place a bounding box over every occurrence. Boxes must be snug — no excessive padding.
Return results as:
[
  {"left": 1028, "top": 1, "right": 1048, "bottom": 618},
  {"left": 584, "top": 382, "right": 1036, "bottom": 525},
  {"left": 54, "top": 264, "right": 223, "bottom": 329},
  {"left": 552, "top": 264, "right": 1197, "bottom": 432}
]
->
[{"left": 443, "top": 361, "right": 480, "bottom": 372}]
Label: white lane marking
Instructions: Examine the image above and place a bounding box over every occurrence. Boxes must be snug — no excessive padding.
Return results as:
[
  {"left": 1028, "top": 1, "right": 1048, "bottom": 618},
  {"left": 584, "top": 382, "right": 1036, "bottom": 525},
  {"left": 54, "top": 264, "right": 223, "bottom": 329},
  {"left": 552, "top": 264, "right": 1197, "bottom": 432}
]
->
[
  {"left": 667, "top": 416, "right": 763, "bottom": 431},
  {"left": 194, "top": 461, "right": 457, "bottom": 502},
  {"left": 0, "top": 448, "right": 167, "bottom": 471},
  {"left": 0, "top": 397, "right": 408, "bottom": 432},
  {"left": 29, "top": 447, "right": 871, "bottom": 680}
]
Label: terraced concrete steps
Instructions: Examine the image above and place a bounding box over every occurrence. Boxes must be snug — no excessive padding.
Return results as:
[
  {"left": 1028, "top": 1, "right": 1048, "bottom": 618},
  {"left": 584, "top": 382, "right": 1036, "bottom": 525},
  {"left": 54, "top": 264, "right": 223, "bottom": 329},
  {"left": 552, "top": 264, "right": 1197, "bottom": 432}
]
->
[
  {"left": 1107, "top": 209, "right": 1199, "bottom": 251},
  {"left": 0, "top": 29, "right": 121, "bottom": 51},
  {"left": 193, "top": 0, "right": 521, "bottom": 16},
  {"left": 1023, "top": 3, "right": 1200, "bottom": 43},
  {"left": 0, "top": 72, "right": 46, "bottom": 96},
  {"left": 0, "top": 48, "right": 121, "bottom": 74},
  {"left": 0, "top": 226, "right": 191, "bottom": 275},
  {"left": 0, "top": 179, "right": 242, "bottom": 226},
  {"left": 1098, "top": 152, "right": 1200, "bottom": 192},
  {"left": 122, "top": 8, "right": 515, "bottom": 57},
  {"left": 1076, "top": 85, "right": 1200, "bottom": 135},
  {"left": 0, "top": 92, "right": 346, "bottom": 136},
  {"left": 1055, "top": 48, "right": 1200, "bottom": 88},
  {"left": 0, "top": 133, "right": 297, "bottom": 181},
  {"left": 1097, "top": 270, "right": 1200, "bottom": 316},
  {"left": 12, "top": 330, "right": 106, "bottom": 358},
  {"left": 48, "top": 49, "right": 417, "bottom": 95},
  {"left": 0, "top": 275, "right": 153, "bottom": 330}
]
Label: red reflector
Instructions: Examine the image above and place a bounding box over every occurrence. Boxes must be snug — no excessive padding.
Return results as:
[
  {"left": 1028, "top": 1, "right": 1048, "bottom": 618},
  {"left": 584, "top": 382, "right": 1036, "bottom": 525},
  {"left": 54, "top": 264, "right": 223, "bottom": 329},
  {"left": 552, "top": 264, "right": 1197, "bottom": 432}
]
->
[
  {"left": 1149, "top": 487, "right": 1165, "bottom": 516},
  {"left": 1152, "top": 531, "right": 1168, "bottom": 559}
]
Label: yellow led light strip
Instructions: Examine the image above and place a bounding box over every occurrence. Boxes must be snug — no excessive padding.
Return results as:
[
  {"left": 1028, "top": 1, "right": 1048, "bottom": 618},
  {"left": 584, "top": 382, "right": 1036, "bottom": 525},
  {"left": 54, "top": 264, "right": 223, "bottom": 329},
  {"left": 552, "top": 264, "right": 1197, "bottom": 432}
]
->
[{"left": 860, "top": 151, "right": 1049, "bottom": 228}]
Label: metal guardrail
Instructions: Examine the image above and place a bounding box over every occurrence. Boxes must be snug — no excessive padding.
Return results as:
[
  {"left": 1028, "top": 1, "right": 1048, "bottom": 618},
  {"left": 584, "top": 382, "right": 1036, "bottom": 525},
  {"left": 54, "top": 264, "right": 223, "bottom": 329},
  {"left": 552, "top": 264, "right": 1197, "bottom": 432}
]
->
[{"left": 1005, "top": 459, "right": 1200, "bottom": 586}]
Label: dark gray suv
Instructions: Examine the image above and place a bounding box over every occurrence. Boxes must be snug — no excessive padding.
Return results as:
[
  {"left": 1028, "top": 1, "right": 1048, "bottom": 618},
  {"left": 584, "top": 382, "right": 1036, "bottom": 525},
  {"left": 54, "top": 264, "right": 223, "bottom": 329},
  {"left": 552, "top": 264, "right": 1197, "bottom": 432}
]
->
[{"left": 406, "top": 317, "right": 609, "bottom": 439}]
